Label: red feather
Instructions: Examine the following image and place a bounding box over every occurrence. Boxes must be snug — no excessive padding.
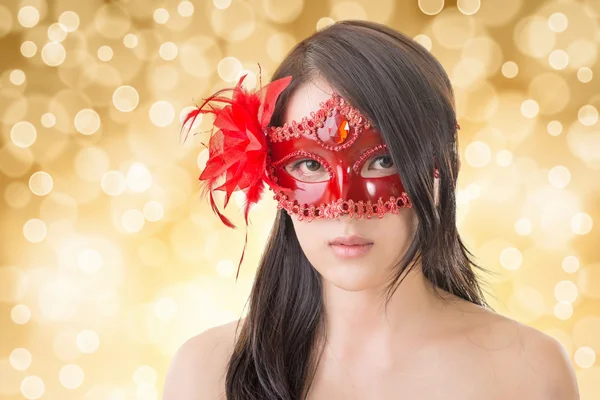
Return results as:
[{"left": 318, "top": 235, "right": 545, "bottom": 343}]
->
[{"left": 181, "top": 67, "right": 292, "bottom": 281}]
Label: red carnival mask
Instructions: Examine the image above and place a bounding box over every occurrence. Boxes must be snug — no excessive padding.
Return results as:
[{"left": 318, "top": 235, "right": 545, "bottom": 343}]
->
[
  {"left": 181, "top": 71, "right": 459, "bottom": 280},
  {"left": 267, "top": 92, "right": 412, "bottom": 222}
]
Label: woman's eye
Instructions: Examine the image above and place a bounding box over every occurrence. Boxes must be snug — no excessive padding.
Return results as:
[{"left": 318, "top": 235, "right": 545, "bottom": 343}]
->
[
  {"left": 301, "top": 160, "right": 321, "bottom": 172},
  {"left": 284, "top": 159, "right": 330, "bottom": 182},
  {"left": 360, "top": 154, "right": 396, "bottom": 178},
  {"left": 372, "top": 155, "right": 393, "bottom": 169}
]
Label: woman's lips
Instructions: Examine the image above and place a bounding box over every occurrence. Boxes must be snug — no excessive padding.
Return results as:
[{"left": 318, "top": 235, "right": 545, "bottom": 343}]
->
[{"left": 329, "top": 243, "right": 374, "bottom": 258}]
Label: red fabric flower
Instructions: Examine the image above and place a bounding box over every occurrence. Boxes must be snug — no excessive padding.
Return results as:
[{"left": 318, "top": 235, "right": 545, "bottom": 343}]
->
[{"left": 181, "top": 71, "right": 292, "bottom": 280}]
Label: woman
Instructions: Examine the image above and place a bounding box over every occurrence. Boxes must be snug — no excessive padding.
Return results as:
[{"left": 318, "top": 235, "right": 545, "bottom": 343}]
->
[{"left": 163, "top": 20, "right": 579, "bottom": 400}]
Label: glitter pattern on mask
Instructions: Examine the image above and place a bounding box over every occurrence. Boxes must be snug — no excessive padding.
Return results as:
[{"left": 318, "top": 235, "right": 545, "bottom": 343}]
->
[{"left": 273, "top": 191, "right": 412, "bottom": 222}]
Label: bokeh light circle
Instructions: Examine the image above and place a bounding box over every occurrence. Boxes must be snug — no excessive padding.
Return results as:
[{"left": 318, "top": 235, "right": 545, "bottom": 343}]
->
[
  {"left": 122, "top": 210, "right": 145, "bottom": 233},
  {"left": 58, "top": 11, "right": 80, "bottom": 32},
  {"left": 97, "top": 46, "right": 113, "bottom": 61},
  {"left": 18, "top": 6, "right": 40, "bottom": 28},
  {"left": 11, "top": 304, "right": 31, "bottom": 324},
  {"left": 574, "top": 346, "right": 596, "bottom": 368},
  {"left": 10, "top": 69, "right": 26, "bottom": 85},
  {"left": 554, "top": 280, "right": 578, "bottom": 303},
  {"left": 178, "top": 1, "right": 195, "bottom": 17},
  {"left": 29, "top": 171, "right": 53, "bottom": 196},
  {"left": 20, "top": 375, "right": 44, "bottom": 399},
  {"left": 149, "top": 101, "right": 175, "bottom": 127},
  {"left": 10, "top": 348, "right": 32, "bottom": 371},
  {"left": 465, "top": 141, "right": 491, "bottom": 168},
  {"left": 11, "top": 121, "right": 37, "bottom": 148},
  {"left": 554, "top": 301, "right": 573, "bottom": 320},
  {"left": 41, "top": 42, "right": 66, "bottom": 67},
  {"left": 101, "top": 171, "right": 127, "bottom": 196},
  {"left": 571, "top": 212, "right": 593, "bottom": 235},
  {"left": 562, "top": 256, "right": 580, "bottom": 273},
  {"left": 23, "top": 219, "right": 47, "bottom": 243},
  {"left": 217, "top": 57, "right": 242, "bottom": 82},
  {"left": 20, "top": 41, "right": 37, "bottom": 58},
  {"left": 74, "top": 109, "right": 101, "bottom": 135},
  {"left": 59, "top": 364, "right": 84, "bottom": 389},
  {"left": 112, "top": 86, "right": 139, "bottom": 112}
]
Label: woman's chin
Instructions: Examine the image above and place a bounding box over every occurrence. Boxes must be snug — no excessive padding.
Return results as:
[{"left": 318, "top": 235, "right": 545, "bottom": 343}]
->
[{"left": 320, "top": 265, "right": 382, "bottom": 291}]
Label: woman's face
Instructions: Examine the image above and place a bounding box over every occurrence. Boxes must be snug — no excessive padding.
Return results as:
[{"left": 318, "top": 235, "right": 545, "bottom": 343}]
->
[{"left": 283, "top": 79, "right": 418, "bottom": 291}]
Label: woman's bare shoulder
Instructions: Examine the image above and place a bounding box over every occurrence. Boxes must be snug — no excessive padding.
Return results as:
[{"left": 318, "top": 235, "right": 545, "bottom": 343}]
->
[
  {"left": 162, "top": 318, "right": 245, "bottom": 400},
  {"left": 451, "top": 302, "right": 579, "bottom": 399},
  {"left": 491, "top": 314, "right": 579, "bottom": 399}
]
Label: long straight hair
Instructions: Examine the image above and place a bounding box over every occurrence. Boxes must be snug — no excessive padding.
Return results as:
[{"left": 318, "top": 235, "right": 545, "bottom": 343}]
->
[{"left": 224, "top": 20, "right": 495, "bottom": 399}]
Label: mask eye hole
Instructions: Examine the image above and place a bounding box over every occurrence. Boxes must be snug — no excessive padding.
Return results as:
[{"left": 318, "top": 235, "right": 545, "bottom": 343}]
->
[
  {"left": 284, "top": 158, "right": 330, "bottom": 183},
  {"left": 360, "top": 153, "right": 397, "bottom": 178}
]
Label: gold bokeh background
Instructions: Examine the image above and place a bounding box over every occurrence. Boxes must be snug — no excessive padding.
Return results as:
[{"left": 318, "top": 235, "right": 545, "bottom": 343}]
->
[{"left": 0, "top": 0, "right": 599, "bottom": 398}]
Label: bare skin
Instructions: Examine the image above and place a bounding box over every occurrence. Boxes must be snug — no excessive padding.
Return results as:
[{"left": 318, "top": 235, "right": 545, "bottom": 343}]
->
[
  {"left": 162, "top": 272, "right": 579, "bottom": 400},
  {"left": 305, "top": 280, "right": 578, "bottom": 399}
]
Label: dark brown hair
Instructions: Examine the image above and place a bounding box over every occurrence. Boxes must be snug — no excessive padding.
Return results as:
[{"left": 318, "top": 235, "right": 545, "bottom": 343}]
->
[{"left": 224, "top": 20, "right": 495, "bottom": 399}]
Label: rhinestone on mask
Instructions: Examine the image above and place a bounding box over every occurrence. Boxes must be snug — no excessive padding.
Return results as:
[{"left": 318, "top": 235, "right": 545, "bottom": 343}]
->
[{"left": 267, "top": 92, "right": 372, "bottom": 143}]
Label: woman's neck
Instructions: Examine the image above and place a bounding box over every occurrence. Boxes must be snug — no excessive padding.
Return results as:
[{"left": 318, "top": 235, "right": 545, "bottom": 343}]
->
[{"left": 321, "top": 264, "right": 450, "bottom": 364}]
